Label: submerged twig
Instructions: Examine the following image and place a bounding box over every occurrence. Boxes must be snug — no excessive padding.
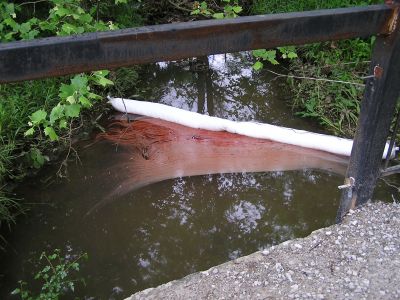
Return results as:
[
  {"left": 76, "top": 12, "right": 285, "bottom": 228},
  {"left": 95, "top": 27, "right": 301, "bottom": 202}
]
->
[{"left": 56, "top": 121, "right": 81, "bottom": 178}]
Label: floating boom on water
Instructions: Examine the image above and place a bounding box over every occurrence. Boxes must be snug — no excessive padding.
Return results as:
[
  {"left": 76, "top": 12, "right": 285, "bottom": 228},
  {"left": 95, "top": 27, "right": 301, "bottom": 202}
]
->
[{"left": 108, "top": 97, "right": 395, "bottom": 159}]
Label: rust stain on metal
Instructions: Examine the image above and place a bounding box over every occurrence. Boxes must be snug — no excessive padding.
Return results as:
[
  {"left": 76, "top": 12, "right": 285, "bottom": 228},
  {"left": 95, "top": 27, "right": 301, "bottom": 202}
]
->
[
  {"left": 374, "top": 65, "right": 384, "bottom": 79},
  {"left": 386, "top": 5, "right": 399, "bottom": 34}
]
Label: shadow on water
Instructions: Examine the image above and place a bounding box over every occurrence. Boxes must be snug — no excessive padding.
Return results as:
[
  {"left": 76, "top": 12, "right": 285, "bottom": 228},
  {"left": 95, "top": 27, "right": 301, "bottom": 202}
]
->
[{"left": 0, "top": 53, "right": 398, "bottom": 299}]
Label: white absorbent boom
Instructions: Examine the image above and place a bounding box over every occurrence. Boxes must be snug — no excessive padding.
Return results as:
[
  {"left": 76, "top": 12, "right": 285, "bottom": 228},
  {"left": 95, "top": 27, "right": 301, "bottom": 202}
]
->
[{"left": 108, "top": 97, "right": 396, "bottom": 159}]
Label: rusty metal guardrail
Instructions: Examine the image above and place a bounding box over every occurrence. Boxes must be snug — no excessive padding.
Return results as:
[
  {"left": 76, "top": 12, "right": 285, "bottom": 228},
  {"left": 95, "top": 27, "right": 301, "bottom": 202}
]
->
[{"left": 0, "top": 5, "right": 395, "bottom": 83}]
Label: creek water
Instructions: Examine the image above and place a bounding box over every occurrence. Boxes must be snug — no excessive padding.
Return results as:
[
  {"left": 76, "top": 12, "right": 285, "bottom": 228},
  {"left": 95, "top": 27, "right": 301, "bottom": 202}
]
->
[{"left": 0, "top": 53, "right": 398, "bottom": 299}]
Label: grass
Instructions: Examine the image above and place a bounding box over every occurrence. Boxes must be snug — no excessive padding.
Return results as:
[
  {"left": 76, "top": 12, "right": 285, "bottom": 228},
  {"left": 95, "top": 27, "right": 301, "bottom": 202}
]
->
[
  {"left": 0, "top": 193, "right": 21, "bottom": 228},
  {"left": 251, "top": 0, "right": 381, "bottom": 14},
  {"left": 251, "top": 0, "right": 380, "bottom": 137},
  {"left": 288, "top": 39, "right": 372, "bottom": 136},
  {"left": 0, "top": 191, "right": 24, "bottom": 250},
  {"left": 0, "top": 79, "right": 61, "bottom": 181},
  {"left": 0, "top": 79, "right": 62, "bottom": 237}
]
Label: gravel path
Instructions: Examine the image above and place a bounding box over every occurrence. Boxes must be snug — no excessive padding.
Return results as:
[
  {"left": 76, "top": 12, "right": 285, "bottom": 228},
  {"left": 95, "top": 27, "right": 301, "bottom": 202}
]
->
[{"left": 126, "top": 202, "right": 400, "bottom": 300}]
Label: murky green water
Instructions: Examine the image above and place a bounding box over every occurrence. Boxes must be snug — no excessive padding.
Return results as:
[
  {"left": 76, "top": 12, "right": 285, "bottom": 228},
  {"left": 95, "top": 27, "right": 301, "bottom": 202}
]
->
[{"left": 1, "top": 53, "right": 398, "bottom": 299}]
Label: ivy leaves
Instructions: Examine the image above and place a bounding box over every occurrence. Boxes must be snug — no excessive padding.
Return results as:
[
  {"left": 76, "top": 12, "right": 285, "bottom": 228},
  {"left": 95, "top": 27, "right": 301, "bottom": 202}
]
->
[
  {"left": 24, "top": 71, "right": 113, "bottom": 142},
  {"left": 252, "top": 46, "right": 298, "bottom": 70},
  {"left": 0, "top": 0, "right": 120, "bottom": 42},
  {"left": 0, "top": 2, "right": 38, "bottom": 41},
  {"left": 2, "top": 0, "right": 118, "bottom": 152}
]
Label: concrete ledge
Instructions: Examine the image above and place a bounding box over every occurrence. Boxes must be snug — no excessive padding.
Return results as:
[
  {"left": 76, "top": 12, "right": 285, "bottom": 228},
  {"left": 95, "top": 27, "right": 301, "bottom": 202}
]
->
[{"left": 126, "top": 202, "right": 400, "bottom": 300}]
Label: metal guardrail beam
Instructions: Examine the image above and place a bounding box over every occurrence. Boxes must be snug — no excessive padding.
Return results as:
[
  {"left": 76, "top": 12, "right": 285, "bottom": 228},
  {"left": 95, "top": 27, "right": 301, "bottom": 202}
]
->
[{"left": 0, "top": 5, "right": 395, "bottom": 83}]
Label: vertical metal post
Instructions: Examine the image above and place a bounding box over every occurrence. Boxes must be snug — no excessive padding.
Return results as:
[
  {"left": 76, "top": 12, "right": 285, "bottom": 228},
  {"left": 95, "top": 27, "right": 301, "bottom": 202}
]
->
[{"left": 336, "top": 0, "right": 400, "bottom": 222}]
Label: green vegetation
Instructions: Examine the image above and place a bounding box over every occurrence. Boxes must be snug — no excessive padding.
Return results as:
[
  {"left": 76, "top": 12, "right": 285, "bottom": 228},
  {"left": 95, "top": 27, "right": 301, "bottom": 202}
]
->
[
  {"left": 0, "top": 192, "right": 22, "bottom": 248},
  {"left": 288, "top": 39, "right": 372, "bottom": 136},
  {"left": 0, "top": 0, "right": 143, "bottom": 232},
  {"left": 251, "top": 0, "right": 380, "bottom": 136},
  {"left": 252, "top": 47, "right": 298, "bottom": 70},
  {"left": 12, "top": 249, "right": 87, "bottom": 300},
  {"left": 251, "top": 0, "right": 379, "bottom": 14},
  {"left": 191, "top": 0, "right": 243, "bottom": 19},
  {"left": 190, "top": 2, "right": 298, "bottom": 69}
]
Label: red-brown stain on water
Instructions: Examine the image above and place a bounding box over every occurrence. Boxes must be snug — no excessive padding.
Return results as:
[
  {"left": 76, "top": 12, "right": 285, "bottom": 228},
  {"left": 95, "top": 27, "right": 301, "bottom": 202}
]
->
[{"left": 96, "top": 117, "right": 348, "bottom": 202}]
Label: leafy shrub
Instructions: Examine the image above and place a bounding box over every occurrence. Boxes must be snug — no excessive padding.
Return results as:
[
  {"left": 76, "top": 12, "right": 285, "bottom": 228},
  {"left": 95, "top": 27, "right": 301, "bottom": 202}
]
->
[
  {"left": 12, "top": 249, "right": 88, "bottom": 300},
  {"left": 0, "top": 0, "right": 132, "bottom": 226}
]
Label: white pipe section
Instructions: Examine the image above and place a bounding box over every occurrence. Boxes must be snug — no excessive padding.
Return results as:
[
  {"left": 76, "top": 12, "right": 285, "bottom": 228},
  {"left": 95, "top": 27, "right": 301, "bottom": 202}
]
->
[{"left": 108, "top": 97, "right": 396, "bottom": 159}]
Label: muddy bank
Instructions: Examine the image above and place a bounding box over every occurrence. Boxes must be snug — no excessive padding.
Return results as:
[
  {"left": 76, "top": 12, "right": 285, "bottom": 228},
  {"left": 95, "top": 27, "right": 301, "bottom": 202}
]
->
[{"left": 127, "top": 202, "right": 400, "bottom": 299}]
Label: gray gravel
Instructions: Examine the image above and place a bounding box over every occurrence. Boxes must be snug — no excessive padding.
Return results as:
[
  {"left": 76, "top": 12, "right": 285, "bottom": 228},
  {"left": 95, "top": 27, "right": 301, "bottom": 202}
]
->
[{"left": 126, "top": 202, "right": 400, "bottom": 300}]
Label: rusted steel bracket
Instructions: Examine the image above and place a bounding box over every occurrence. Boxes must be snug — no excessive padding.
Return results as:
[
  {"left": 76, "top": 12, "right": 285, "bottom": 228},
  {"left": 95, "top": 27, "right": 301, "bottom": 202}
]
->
[
  {"left": 336, "top": 0, "right": 400, "bottom": 223},
  {"left": 0, "top": 5, "right": 396, "bottom": 83}
]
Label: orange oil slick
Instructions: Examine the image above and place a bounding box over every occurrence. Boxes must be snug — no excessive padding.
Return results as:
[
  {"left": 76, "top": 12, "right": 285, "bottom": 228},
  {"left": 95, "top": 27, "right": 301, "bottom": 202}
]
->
[{"left": 94, "top": 116, "right": 348, "bottom": 209}]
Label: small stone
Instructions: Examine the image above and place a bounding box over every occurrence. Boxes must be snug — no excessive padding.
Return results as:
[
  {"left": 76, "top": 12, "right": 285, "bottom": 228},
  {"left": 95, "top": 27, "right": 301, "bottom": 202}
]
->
[
  {"left": 326, "top": 231, "right": 332, "bottom": 236},
  {"left": 262, "top": 250, "right": 270, "bottom": 256},
  {"left": 286, "top": 272, "right": 293, "bottom": 282},
  {"left": 294, "top": 244, "right": 302, "bottom": 249},
  {"left": 291, "top": 284, "right": 299, "bottom": 291},
  {"left": 143, "top": 288, "right": 154, "bottom": 295},
  {"left": 275, "top": 263, "right": 284, "bottom": 273},
  {"left": 283, "top": 241, "right": 291, "bottom": 246},
  {"left": 253, "top": 280, "right": 261, "bottom": 286}
]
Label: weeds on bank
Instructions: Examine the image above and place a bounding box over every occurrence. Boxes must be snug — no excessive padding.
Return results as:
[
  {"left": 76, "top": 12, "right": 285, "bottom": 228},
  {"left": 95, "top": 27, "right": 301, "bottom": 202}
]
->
[
  {"left": 0, "top": 193, "right": 22, "bottom": 231},
  {"left": 12, "top": 249, "right": 88, "bottom": 300},
  {"left": 251, "top": 0, "right": 381, "bottom": 14},
  {"left": 0, "top": 0, "right": 143, "bottom": 226},
  {"left": 251, "top": 0, "right": 377, "bottom": 136},
  {"left": 288, "top": 39, "right": 372, "bottom": 137},
  {"left": 0, "top": 190, "right": 24, "bottom": 250}
]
